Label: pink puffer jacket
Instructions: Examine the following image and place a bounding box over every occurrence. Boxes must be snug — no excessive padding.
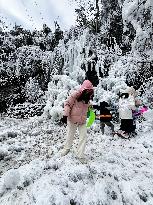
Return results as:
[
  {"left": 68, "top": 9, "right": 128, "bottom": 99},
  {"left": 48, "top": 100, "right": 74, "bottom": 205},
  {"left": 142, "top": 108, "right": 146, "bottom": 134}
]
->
[{"left": 64, "top": 80, "right": 93, "bottom": 124}]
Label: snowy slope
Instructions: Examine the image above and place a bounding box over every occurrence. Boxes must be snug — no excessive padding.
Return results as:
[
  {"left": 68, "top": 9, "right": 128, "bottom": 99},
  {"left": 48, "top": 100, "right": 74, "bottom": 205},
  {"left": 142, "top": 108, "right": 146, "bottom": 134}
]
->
[{"left": 0, "top": 116, "right": 153, "bottom": 205}]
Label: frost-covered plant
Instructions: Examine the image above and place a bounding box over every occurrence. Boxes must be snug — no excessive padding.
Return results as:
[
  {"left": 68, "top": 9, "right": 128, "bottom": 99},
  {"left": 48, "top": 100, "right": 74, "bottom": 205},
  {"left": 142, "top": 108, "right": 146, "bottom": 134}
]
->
[
  {"left": 3, "top": 169, "right": 20, "bottom": 190},
  {"left": 138, "top": 77, "right": 153, "bottom": 107},
  {"left": 24, "top": 77, "right": 43, "bottom": 103},
  {"left": 48, "top": 106, "right": 64, "bottom": 122},
  {"left": 122, "top": 0, "right": 152, "bottom": 60},
  {"left": 43, "top": 75, "right": 79, "bottom": 120}
]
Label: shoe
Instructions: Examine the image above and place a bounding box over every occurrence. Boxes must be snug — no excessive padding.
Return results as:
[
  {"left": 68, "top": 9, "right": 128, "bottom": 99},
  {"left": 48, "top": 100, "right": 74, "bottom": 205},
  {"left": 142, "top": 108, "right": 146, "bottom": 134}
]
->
[
  {"left": 78, "top": 157, "right": 88, "bottom": 164},
  {"left": 118, "top": 130, "right": 122, "bottom": 134},
  {"left": 121, "top": 132, "right": 129, "bottom": 138},
  {"left": 112, "top": 131, "right": 116, "bottom": 136},
  {"left": 60, "top": 149, "right": 70, "bottom": 157}
]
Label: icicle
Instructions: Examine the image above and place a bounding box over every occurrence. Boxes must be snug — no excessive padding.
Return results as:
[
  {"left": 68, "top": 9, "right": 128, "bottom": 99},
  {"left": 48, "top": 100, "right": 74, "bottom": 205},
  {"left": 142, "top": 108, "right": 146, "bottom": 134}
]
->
[{"left": 96, "top": 63, "right": 99, "bottom": 78}]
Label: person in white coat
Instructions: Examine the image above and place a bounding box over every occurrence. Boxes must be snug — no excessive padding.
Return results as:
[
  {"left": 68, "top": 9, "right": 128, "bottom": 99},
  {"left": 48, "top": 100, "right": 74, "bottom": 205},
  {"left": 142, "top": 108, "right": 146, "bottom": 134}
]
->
[{"left": 119, "top": 91, "right": 136, "bottom": 136}]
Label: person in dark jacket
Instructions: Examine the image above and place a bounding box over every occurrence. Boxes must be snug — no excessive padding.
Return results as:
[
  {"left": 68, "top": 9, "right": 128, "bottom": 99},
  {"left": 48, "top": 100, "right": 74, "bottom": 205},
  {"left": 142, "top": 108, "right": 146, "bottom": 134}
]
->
[{"left": 93, "top": 101, "right": 114, "bottom": 135}]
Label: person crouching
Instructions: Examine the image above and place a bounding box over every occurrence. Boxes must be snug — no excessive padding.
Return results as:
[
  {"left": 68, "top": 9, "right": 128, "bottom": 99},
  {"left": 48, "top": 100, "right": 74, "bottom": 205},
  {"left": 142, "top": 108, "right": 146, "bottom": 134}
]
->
[{"left": 93, "top": 101, "right": 114, "bottom": 135}]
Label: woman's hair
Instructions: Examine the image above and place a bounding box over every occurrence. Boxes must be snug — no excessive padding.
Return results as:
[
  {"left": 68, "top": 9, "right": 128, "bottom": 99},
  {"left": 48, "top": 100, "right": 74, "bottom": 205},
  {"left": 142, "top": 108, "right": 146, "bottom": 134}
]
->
[{"left": 77, "top": 89, "right": 93, "bottom": 103}]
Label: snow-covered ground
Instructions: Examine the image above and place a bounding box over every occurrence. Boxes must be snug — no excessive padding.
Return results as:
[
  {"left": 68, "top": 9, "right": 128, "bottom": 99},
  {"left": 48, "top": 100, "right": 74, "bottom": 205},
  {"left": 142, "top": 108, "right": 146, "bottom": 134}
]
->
[{"left": 0, "top": 116, "right": 153, "bottom": 205}]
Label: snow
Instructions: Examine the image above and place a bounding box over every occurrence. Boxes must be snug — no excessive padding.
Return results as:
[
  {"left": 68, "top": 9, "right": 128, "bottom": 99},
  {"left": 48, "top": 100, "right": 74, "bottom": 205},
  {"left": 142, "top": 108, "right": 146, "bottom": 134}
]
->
[
  {"left": 0, "top": 147, "right": 9, "bottom": 159},
  {"left": 0, "top": 116, "right": 153, "bottom": 204},
  {"left": 143, "top": 109, "right": 153, "bottom": 122},
  {"left": 3, "top": 169, "right": 20, "bottom": 190}
]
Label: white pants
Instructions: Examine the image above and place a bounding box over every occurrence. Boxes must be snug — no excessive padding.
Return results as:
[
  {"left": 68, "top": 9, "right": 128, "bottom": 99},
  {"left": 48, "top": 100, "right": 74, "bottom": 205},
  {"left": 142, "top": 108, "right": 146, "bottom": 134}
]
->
[{"left": 64, "top": 121, "right": 87, "bottom": 158}]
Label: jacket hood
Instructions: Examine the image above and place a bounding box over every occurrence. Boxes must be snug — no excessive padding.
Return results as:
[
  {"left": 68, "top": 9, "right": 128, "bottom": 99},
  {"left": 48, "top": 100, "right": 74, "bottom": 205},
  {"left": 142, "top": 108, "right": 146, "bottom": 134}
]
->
[{"left": 80, "top": 80, "right": 93, "bottom": 92}]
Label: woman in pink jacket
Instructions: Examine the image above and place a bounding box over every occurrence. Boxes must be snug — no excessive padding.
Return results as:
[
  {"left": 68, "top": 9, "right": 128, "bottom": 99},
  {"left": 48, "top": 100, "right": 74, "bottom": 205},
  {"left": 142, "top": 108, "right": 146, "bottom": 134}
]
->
[{"left": 60, "top": 80, "right": 94, "bottom": 163}]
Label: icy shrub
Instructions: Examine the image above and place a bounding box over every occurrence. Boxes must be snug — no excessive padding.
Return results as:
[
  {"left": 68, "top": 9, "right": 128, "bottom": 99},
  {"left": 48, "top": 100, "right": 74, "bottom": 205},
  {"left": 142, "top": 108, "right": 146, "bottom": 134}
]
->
[
  {"left": 122, "top": 0, "right": 152, "bottom": 61},
  {"left": 0, "top": 133, "right": 7, "bottom": 142},
  {"left": 108, "top": 56, "right": 138, "bottom": 88},
  {"left": 3, "top": 169, "right": 20, "bottom": 190},
  {"left": 139, "top": 77, "right": 153, "bottom": 107},
  {"left": 49, "top": 106, "right": 63, "bottom": 122},
  {"left": 70, "top": 65, "right": 85, "bottom": 84},
  {"left": 143, "top": 109, "right": 153, "bottom": 124},
  {"left": 7, "top": 103, "right": 45, "bottom": 118},
  {"left": 43, "top": 75, "right": 78, "bottom": 120},
  {"left": 7, "top": 132, "right": 17, "bottom": 138},
  {"left": 137, "top": 109, "right": 153, "bottom": 133},
  {"left": 24, "top": 77, "right": 44, "bottom": 103},
  {"left": 0, "top": 147, "right": 8, "bottom": 160}
]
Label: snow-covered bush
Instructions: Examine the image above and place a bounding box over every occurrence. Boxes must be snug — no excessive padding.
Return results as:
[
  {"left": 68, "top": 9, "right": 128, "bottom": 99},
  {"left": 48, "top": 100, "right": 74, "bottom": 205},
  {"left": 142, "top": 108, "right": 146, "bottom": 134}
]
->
[
  {"left": 48, "top": 106, "right": 63, "bottom": 122},
  {"left": 122, "top": 0, "right": 152, "bottom": 59},
  {"left": 143, "top": 109, "right": 153, "bottom": 123},
  {"left": 7, "top": 103, "right": 45, "bottom": 118},
  {"left": 3, "top": 169, "right": 20, "bottom": 190},
  {"left": 138, "top": 77, "right": 153, "bottom": 107},
  {"left": 24, "top": 77, "right": 44, "bottom": 103},
  {"left": 0, "top": 147, "right": 8, "bottom": 160},
  {"left": 43, "top": 75, "right": 79, "bottom": 120},
  {"left": 137, "top": 108, "right": 153, "bottom": 133}
]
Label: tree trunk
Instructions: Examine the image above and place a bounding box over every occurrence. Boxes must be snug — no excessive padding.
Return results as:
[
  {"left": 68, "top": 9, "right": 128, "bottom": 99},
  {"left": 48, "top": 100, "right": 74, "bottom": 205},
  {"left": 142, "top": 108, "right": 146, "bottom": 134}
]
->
[{"left": 95, "top": 0, "right": 100, "bottom": 33}]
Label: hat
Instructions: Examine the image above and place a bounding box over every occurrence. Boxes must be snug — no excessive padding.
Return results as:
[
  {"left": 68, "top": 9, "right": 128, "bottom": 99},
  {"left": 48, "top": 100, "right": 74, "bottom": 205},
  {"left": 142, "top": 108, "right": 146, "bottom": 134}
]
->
[{"left": 124, "top": 87, "right": 135, "bottom": 94}]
